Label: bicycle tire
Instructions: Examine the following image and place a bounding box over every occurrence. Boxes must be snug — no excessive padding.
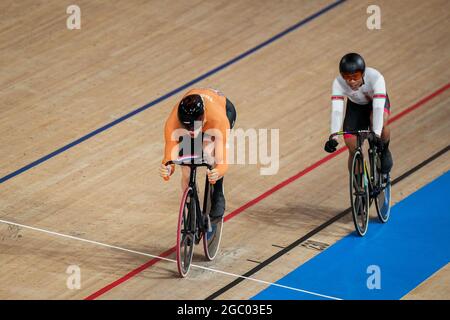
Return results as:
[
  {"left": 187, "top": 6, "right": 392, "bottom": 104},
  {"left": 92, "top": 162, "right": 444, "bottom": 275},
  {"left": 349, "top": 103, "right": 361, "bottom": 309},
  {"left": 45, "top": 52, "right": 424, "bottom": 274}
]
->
[
  {"left": 176, "top": 187, "right": 196, "bottom": 277},
  {"left": 350, "top": 150, "right": 370, "bottom": 236},
  {"left": 375, "top": 171, "right": 391, "bottom": 223}
]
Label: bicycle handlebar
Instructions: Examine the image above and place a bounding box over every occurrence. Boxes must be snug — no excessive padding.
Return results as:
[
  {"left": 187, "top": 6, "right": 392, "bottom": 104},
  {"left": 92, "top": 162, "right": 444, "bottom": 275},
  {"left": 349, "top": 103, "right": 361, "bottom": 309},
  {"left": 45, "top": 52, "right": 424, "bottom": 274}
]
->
[
  {"left": 165, "top": 155, "right": 213, "bottom": 170},
  {"left": 328, "top": 130, "right": 374, "bottom": 141}
]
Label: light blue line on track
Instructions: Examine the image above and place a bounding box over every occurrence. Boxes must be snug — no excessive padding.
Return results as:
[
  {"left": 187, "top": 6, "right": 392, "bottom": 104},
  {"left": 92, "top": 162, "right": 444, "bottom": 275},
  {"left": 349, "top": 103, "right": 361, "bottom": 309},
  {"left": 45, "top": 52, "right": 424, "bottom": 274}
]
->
[{"left": 252, "top": 171, "right": 450, "bottom": 300}]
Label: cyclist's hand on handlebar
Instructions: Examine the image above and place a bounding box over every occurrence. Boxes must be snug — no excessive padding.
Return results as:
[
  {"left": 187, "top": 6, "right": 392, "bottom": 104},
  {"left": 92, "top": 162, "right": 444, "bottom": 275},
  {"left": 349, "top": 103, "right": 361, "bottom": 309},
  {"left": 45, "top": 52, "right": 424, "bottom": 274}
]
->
[
  {"left": 207, "top": 168, "right": 220, "bottom": 184},
  {"left": 159, "top": 163, "right": 172, "bottom": 180},
  {"left": 324, "top": 138, "right": 338, "bottom": 153},
  {"left": 373, "top": 135, "right": 384, "bottom": 151}
]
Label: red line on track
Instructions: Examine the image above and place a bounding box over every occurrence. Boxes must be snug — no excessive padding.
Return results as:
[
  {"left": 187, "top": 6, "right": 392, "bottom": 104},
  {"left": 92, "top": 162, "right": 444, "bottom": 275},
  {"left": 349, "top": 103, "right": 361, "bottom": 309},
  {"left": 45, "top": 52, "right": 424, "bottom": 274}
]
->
[
  {"left": 85, "top": 82, "right": 449, "bottom": 300},
  {"left": 84, "top": 247, "right": 175, "bottom": 300},
  {"left": 388, "top": 83, "right": 450, "bottom": 124}
]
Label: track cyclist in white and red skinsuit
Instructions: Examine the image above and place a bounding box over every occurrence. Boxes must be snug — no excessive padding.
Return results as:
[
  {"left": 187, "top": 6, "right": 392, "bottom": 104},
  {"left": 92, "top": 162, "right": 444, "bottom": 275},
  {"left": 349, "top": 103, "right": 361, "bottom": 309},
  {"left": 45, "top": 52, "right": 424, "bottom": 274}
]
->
[{"left": 324, "top": 53, "right": 393, "bottom": 177}]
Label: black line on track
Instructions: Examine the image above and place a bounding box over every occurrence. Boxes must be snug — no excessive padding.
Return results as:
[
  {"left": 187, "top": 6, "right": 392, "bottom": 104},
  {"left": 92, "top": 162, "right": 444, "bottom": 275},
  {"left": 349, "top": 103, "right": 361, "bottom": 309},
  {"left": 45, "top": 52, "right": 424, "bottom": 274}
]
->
[{"left": 206, "top": 145, "right": 450, "bottom": 300}]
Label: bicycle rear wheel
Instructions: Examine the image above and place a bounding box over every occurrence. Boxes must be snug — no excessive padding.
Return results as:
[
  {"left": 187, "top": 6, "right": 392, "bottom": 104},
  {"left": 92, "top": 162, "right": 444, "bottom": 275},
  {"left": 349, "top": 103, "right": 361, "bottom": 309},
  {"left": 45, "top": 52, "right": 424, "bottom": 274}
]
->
[
  {"left": 203, "top": 181, "right": 224, "bottom": 261},
  {"left": 370, "top": 151, "right": 391, "bottom": 223},
  {"left": 350, "top": 150, "right": 369, "bottom": 236},
  {"left": 375, "top": 172, "right": 391, "bottom": 223},
  {"left": 176, "top": 187, "right": 196, "bottom": 277}
]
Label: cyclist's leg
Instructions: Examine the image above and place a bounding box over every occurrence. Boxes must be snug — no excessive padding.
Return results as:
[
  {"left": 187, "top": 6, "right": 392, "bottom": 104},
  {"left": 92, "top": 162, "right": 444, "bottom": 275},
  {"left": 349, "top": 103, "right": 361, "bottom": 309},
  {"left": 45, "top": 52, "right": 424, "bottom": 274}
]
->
[
  {"left": 202, "top": 134, "right": 225, "bottom": 219},
  {"left": 381, "top": 115, "right": 390, "bottom": 142},
  {"left": 344, "top": 135, "right": 358, "bottom": 172},
  {"left": 343, "top": 99, "right": 371, "bottom": 172},
  {"left": 206, "top": 98, "right": 236, "bottom": 220},
  {"left": 370, "top": 95, "right": 393, "bottom": 173},
  {"left": 181, "top": 166, "right": 190, "bottom": 194},
  {"left": 210, "top": 176, "right": 225, "bottom": 219}
]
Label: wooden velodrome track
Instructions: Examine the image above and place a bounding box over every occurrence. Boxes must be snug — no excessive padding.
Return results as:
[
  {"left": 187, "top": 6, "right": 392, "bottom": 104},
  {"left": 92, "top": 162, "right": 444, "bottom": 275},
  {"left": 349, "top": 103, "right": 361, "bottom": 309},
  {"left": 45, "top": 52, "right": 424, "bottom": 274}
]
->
[{"left": 0, "top": 0, "right": 449, "bottom": 300}]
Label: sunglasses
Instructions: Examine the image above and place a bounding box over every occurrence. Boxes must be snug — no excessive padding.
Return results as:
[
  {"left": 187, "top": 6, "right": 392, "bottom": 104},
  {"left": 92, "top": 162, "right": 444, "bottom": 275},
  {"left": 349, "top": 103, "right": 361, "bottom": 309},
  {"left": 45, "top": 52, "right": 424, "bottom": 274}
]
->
[{"left": 341, "top": 71, "right": 363, "bottom": 81}]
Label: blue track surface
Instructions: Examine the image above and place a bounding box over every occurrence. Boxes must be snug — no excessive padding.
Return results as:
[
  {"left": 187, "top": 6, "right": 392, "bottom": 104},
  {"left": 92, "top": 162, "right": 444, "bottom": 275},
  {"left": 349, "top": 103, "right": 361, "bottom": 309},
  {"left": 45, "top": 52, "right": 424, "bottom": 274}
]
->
[{"left": 253, "top": 171, "right": 450, "bottom": 300}]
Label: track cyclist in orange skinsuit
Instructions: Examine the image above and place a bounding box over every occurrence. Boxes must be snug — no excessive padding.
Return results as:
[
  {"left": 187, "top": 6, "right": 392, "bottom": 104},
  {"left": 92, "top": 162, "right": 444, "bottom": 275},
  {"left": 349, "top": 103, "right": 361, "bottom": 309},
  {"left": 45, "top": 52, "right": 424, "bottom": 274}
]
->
[{"left": 159, "top": 88, "right": 236, "bottom": 221}]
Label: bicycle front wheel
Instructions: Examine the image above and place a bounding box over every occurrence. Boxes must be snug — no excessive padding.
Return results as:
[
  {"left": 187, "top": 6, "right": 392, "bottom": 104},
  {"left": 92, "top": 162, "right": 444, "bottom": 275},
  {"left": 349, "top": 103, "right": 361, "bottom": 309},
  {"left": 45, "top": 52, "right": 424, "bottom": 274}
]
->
[
  {"left": 350, "top": 150, "right": 370, "bottom": 236},
  {"left": 176, "top": 187, "right": 196, "bottom": 277}
]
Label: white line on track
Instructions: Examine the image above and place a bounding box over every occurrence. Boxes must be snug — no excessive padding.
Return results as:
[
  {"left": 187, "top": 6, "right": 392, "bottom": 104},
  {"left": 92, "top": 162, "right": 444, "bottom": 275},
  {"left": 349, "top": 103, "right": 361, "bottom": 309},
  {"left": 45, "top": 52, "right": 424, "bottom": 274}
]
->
[{"left": 0, "top": 218, "right": 342, "bottom": 300}]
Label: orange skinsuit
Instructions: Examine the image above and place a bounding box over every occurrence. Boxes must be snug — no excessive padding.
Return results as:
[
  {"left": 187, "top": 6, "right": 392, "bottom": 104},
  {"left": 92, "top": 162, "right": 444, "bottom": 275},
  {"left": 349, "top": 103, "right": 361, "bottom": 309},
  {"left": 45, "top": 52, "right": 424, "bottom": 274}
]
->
[{"left": 162, "top": 88, "right": 230, "bottom": 177}]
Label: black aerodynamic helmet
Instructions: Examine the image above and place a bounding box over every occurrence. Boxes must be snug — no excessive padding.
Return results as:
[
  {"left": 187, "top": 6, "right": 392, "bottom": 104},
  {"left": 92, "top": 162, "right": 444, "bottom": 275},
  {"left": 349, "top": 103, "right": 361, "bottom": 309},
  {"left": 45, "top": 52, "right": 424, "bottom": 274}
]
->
[
  {"left": 177, "top": 94, "right": 205, "bottom": 130},
  {"left": 339, "top": 53, "right": 366, "bottom": 74}
]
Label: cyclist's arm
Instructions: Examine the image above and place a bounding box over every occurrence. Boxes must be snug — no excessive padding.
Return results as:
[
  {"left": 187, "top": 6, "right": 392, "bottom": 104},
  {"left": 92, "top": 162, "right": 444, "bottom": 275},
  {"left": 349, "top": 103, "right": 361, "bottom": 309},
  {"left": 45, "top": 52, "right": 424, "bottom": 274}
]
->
[
  {"left": 211, "top": 120, "right": 230, "bottom": 177},
  {"left": 330, "top": 78, "right": 345, "bottom": 138},
  {"left": 162, "top": 104, "right": 180, "bottom": 174},
  {"left": 372, "top": 75, "right": 387, "bottom": 137}
]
